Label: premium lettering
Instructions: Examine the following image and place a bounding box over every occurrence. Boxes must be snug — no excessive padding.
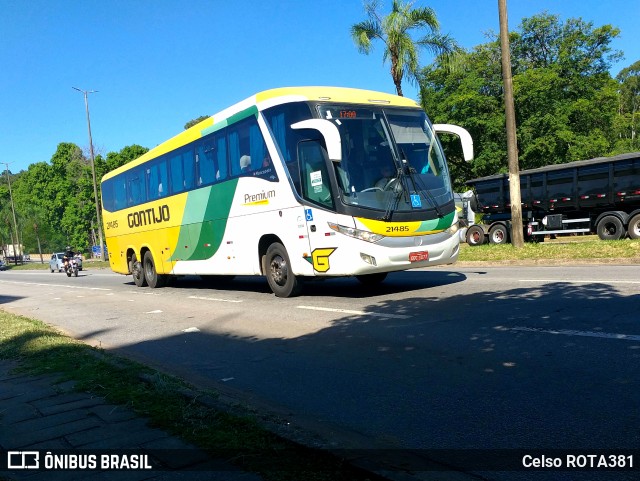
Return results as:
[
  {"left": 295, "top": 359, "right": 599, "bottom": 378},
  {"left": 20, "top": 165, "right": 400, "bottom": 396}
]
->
[{"left": 244, "top": 189, "right": 276, "bottom": 204}]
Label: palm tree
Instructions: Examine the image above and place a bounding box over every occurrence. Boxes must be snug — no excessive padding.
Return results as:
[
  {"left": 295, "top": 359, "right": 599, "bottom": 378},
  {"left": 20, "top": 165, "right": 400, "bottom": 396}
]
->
[{"left": 351, "top": 0, "right": 456, "bottom": 96}]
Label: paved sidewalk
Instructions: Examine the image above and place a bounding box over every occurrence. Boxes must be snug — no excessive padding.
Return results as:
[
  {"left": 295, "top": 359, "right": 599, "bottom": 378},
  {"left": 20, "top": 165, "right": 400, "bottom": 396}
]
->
[{"left": 0, "top": 359, "right": 263, "bottom": 480}]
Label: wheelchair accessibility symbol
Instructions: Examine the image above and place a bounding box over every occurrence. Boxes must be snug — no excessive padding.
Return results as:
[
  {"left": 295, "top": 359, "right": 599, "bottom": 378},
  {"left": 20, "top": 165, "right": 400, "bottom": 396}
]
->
[
  {"left": 410, "top": 194, "right": 422, "bottom": 208},
  {"left": 305, "top": 208, "right": 313, "bottom": 221}
]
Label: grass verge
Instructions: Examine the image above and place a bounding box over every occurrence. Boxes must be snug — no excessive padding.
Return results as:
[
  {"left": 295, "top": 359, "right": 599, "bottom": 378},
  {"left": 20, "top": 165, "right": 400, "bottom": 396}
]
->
[
  {"left": 458, "top": 236, "right": 640, "bottom": 263},
  {"left": 0, "top": 311, "right": 380, "bottom": 481}
]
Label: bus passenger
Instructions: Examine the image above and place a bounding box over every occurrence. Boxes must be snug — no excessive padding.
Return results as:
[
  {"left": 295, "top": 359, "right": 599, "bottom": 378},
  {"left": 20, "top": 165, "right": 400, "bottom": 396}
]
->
[{"left": 240, "top": 155, "right": 252, "bottom": 174}]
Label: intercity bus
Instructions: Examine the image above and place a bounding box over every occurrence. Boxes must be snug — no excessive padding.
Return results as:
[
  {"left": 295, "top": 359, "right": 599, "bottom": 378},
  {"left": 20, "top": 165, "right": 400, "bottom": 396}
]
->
[{"left": 100, "top": 87, "right": 473, "bottom": 297}]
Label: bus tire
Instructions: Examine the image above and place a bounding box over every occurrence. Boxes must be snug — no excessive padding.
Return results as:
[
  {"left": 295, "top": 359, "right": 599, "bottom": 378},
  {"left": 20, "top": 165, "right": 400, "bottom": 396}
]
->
[
  {"left": 356, "top": 272, "right": 388, "bottom": 285},
  {"left": 466, "top": 225, "right": 485, "bottom": 246},
  {"left": 144, "top": 251, "right": 166, "bottom": 288},
  {"left": 265, "top": 242, "right": 302, "bottom": 297},
  {"left": 131, "top": 253, "right": 147, "bottom": 287},
  {"left": 627, "top": 213, "right": 640, "bottom": 239},
  {"left": 597, "top": 215, "right": 625, "bottom": 241},
  {"left": 489, "top": 224, "right": 509, "bottom": 244}
]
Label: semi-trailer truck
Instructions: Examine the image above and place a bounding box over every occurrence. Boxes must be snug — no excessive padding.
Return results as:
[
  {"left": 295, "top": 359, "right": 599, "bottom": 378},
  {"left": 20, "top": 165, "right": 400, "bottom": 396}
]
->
[{"left": 460, "top": 152, "right": 640, "bottom": 245}]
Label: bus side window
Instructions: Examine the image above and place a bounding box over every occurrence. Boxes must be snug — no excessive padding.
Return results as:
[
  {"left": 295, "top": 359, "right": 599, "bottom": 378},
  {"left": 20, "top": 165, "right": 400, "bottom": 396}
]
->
[
  {"left": 125, "top": 166, "right": 146, "bottom": 207},
  {"left": 114, "top": 178, "right": 127, "bottom": 210},
  {"left": 215, "top": 132, "right": 228, "bottom": 181},
  {"left": 169, "top": 152, "right": 185, "bottom": 194},
  {"left": 157, "top": 160, "right": 168, "bottom": 197},
  {"left": 228, "top": 116, "right": 266, "bottom": 177},
  {"left": 263, "top": 102, "right": 313, "bottom": 196},
  {"left": 146, "top": 160, "right": 168, "bottom": 199},
  {"left": 182, "top": 149, "right": 196, "bottom": 190},
  {"left": 228, "top": 128, "right": 243, "bottom": 176},
  {"left": 170, "top": 149, "right": 195, "bottom": 193},
  {"left": 298, "top": 139, "right": 334, "bottom": 209}
]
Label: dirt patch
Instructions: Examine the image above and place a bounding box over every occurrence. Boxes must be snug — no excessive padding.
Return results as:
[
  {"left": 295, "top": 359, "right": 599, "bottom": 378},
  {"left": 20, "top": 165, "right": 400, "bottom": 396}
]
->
[{"left": 456, "top": 257, "right": 640, "bottom": 267}]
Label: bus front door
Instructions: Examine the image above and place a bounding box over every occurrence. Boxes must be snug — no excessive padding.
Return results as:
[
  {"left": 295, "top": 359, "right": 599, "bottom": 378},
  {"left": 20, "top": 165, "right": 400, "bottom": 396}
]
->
[{"left": 303, "top": 207, "right": 341, "bottom": 276}]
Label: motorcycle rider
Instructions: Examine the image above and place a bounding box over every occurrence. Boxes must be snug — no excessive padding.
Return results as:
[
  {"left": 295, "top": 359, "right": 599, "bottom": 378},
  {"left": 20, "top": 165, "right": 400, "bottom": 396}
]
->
[{"left": 63, "top": 246, "right": 76, "bottom": 272}]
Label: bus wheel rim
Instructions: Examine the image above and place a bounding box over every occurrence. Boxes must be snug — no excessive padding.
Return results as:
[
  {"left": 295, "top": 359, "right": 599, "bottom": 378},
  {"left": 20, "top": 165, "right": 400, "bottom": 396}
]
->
[{"left": 270, "top": 255, "right": 287, "bottom": 286}]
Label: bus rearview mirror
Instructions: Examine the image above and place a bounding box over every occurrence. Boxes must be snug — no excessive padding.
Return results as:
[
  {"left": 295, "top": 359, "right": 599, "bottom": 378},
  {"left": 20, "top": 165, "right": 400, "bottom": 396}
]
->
[{"left": 291, "top": 119, "right": 342, "bottom": 163}]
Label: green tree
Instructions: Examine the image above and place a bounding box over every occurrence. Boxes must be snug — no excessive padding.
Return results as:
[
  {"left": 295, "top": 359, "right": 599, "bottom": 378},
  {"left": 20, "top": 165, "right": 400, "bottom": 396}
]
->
[
  {"left": 11, "top": 144, "right": 150, "bottom": 256},
  {"left": 420, "top": 12, "right": 623, "bottom": 187},
  {"left": 184, "top": 116, "right": 209, "bottom": 130},
  {"left": 615, "top": 60, "right": 640, "bottom": 152},
  {"left": 351, "top": 0, "right": 455, "bottom": 96},
  {"left": 104, "top": 145, "right": 149, "bottom": 173}
]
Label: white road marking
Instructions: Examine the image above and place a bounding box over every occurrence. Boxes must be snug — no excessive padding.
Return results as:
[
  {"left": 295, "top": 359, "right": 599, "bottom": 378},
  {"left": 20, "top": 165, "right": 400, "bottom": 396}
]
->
[
  {"left": 519, "top": 279, "right": 640, "bottom": 285},
  {"left": 0, "top": 280, "right": 111, "bottom": 291},
  {"left": 145, "top": 309, "right": 163, "bottom": 314},
  {"left": 509, "top": 326, "right": 640, "bottom": 341},
  {"left": 297, "top": 305, "right": 411, "bottom": 319},
  {"left": 182, "top": 327, "right": 200, "bottom": 333},
  {"left": 188, "top": 295, "right": 242, "bottom": 303}
]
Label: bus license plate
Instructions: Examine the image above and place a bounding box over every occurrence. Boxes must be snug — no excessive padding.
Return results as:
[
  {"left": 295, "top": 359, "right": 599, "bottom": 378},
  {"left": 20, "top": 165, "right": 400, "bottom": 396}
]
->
[{"left": 409, "top": 251, "right": 429, "bottom": 262}]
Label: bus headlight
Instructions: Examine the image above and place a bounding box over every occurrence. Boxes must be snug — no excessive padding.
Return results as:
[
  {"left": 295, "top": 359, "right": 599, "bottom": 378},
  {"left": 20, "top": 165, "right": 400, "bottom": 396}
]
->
[
  {"left": 328, "top": 222, "right": 384, "bottom": 243},
  {"left": 445, "top": 222, "right": 459, "bottom": 236},
  {"left": 444, "top": 212, "right": 459, "bottom": 236}
]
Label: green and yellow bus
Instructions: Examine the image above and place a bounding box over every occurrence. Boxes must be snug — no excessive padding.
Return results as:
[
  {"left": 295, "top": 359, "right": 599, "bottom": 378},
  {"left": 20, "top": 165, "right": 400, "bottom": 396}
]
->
[{"left": 100, "top": 86, "right": 473, "bottom": 297}]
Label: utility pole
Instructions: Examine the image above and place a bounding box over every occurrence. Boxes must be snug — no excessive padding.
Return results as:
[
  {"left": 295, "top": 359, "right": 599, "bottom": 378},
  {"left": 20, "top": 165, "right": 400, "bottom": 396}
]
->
[
  {"left": 34, "top": 222, "right": 44, "bottom": 264},
  {"left": 3, "top": 162, "right": 21, "bottom": 265},
  {"left": 498, "top": 0, "right": 524, "bottom": 248},
  {"left": 72, "top": 87, "right": 106, "bottom": 260}
]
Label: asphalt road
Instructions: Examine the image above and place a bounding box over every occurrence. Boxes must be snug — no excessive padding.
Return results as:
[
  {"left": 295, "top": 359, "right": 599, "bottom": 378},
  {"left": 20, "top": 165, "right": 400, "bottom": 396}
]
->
[{"left": 1, "top": 264, "right": 639, "bottom": 480}]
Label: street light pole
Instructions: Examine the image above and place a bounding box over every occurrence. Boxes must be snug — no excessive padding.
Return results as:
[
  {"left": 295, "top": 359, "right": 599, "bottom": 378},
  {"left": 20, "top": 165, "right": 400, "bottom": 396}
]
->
[{"left": 72, "top": 87, "right": 106, "bottom": 260}]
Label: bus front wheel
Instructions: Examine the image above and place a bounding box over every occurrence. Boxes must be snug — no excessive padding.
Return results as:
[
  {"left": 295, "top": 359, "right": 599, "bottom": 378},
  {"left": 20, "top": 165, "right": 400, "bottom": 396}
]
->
[
  {"left": 144, "top": 251, "right": 166, "bottom": 288},
  {"left": 265, "top": 242, "right": 302, "bottom": 297},
  {"left": 131, "top": 253, "right": 147, "bottom": 287}
]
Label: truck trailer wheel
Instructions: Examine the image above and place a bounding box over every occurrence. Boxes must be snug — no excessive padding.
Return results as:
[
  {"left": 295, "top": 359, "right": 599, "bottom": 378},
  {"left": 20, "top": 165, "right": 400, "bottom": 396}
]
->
[
  {"left": 466, "top": 225, "right": 486, "bottom": 246},
  {"left": 627, "top": 214, "right": 640, "bottom": 239},
  {"left": 597, "top": 215, "right": 625, "bottom": 241},
  {"left": 488, "top": 224, "right": 509, "bottom": 244}
]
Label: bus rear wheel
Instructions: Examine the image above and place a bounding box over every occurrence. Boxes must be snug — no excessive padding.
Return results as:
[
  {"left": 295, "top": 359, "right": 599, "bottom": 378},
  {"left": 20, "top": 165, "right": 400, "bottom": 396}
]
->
[
  {"left": 265, "top": 242, "right": 302, "bottom": 297},
  {"left": 131, "top": 253, "right": 147, "bottom": 287},
  {"left": 143, "top": 251, "right": 166, "bottom": 288}
]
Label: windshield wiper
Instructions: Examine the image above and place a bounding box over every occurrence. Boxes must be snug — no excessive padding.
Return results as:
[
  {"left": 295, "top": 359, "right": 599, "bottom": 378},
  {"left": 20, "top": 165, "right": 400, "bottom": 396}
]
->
[
  {"left": 381, "top": 165, "right": 406, "bottom": 221},
  {"left": 404, "top": 160, "right": 444, "bottom": 219},
  {"left": 378, "top": 111, "right": 444, "bottom": 220}
]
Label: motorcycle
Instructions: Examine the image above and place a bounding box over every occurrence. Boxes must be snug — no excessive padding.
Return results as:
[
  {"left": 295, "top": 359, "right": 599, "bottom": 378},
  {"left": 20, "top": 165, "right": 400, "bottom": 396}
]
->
[{"left": 64, "top": 258, "right": 79, "bottom": 277}]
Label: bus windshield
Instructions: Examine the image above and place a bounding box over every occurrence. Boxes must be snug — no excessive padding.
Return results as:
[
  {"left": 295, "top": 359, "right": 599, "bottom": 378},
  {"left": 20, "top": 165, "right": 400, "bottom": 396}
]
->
[{"left": 317, "top": 105, "right": 453, "bottom": 213}]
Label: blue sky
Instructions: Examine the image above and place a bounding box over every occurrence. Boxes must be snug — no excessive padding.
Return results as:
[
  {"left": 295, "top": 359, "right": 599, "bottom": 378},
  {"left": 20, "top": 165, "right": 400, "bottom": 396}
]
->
[{"left": 1, "top": 0, "right": 638, "bottom": 174}]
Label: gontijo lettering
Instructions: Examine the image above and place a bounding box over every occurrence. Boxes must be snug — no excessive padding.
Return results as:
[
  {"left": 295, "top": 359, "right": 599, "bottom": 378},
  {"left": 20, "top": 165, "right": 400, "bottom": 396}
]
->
[{"left": 127, "top": 205, "right": 170, "bottom": 228}]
